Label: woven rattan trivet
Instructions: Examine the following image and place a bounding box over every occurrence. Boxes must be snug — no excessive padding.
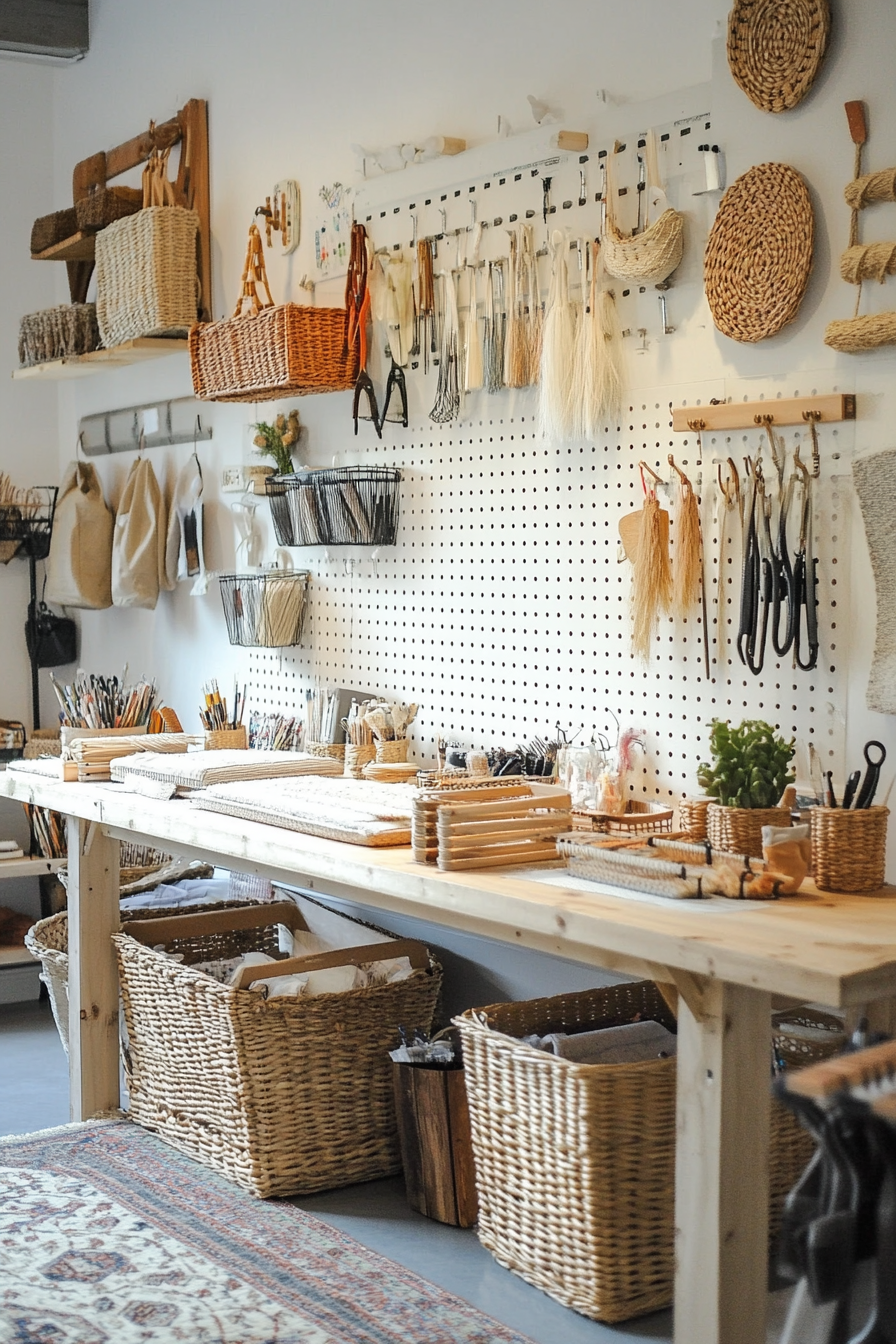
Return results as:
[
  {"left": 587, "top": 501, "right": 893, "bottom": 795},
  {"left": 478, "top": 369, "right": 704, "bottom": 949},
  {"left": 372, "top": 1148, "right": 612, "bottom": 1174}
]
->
[
  {"left": 727, "top": 0, "right": 830, "bottom": 114},
  {"left": 704, "top": 162, "right": 814, "bottom": 343}
]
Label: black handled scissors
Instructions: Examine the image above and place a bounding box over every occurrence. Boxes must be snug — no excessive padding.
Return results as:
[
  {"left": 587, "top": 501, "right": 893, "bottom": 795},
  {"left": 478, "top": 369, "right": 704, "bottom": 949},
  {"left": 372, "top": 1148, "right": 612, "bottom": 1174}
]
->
[{"left": 855, "top": 741, "right": 886, "bottom": 810}]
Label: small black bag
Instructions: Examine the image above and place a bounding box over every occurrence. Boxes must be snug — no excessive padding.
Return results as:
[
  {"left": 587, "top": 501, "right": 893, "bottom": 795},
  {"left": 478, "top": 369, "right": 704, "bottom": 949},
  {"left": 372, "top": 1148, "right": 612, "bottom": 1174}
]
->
[{"left": 26, "top": 601, "right": 77, "bottom": 668}]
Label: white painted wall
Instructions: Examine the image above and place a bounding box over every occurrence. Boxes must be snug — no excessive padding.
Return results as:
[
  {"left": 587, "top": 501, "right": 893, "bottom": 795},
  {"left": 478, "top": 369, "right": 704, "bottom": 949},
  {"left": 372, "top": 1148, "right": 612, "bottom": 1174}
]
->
[
  {"left": 4, "top": 0, "right": 893, "bottom": 944},
  {"left": 0, "top": 58, "right": 58, "bottom": 884}
]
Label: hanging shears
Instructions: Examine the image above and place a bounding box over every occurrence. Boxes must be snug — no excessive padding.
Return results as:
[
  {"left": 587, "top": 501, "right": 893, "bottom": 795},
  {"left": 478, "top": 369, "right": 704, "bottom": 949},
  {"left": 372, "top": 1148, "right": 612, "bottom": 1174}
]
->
[
  {"left": 737, "top": 460, "right": 771, "bottom": 675},
  {"left": 771, "top": 464, "right": 797, "bottom": 659},
  {"left": 790, "top": 445, "right": 819, "bottom": 671}
]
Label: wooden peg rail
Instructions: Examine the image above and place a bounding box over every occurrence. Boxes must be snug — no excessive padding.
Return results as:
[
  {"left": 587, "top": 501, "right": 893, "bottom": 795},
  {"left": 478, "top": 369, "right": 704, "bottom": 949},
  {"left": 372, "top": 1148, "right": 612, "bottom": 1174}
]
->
[{"left": 671, "top": 393, "right": 857, "bottom": 434}]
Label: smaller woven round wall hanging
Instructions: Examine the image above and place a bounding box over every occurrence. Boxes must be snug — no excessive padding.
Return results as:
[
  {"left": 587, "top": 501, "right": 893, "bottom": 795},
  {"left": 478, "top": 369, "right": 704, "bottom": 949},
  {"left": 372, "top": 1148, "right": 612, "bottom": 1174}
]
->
[
  {"left": 727, "top": 0, "right": 831, "bottom": 114},
  {"left": 704, "top": 162, "right": 814, "bottom": 344}
]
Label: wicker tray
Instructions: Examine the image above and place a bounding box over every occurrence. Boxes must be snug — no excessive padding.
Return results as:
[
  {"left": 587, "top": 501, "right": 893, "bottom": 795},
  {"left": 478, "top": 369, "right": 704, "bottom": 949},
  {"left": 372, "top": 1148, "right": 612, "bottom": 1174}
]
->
[
  {"left": 727, "top": 0, "right": 830, "bottom": 114},
  {"left": 114, "top": 900, "right": 441, "bottom": 1197},
  {"left": 456, "top": 982, "right": 844, "bottom": 1323},
  {"left": 571, "top": 799, "right": 674, "bottom": 835}
]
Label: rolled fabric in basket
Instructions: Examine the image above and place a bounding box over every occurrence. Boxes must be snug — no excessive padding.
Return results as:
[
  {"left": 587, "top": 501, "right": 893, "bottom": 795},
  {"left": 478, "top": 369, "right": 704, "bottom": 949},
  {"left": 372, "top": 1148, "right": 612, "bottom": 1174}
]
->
[{"left": 538, "top": 1020, "right": 678, "bottom": 1065}]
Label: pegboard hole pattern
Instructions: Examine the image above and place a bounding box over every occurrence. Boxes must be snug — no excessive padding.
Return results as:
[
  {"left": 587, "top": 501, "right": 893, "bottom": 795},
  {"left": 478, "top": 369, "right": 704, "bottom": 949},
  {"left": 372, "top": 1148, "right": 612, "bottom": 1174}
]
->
[{"left": 248, "top": 383, "right": 850, "bottom": 805}]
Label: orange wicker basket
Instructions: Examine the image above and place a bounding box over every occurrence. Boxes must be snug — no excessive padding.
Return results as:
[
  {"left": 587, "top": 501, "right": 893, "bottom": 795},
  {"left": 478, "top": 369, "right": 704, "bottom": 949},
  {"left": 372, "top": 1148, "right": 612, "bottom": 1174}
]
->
[{"left": 189, "top": 224, "right": 357, "bottom": 402}]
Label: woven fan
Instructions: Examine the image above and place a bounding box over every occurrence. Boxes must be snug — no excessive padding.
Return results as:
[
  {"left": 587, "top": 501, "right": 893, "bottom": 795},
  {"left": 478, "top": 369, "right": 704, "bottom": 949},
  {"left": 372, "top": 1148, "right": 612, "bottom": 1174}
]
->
[
  {"left": 727, "top": 0, "right": 830, "bottom": 114},
  {"left": 704, "top": 162, "right": 814, "bottom": 343}
]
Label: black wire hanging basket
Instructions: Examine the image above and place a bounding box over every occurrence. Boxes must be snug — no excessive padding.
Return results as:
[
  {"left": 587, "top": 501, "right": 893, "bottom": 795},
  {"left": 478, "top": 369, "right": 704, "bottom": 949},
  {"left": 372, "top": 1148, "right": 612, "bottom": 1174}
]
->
[
  {"left": 265, "top": 466, "right": 401, "bottom": 547},
  {"left": 0, "top": 486, "right": 58, "bottom": 562}
]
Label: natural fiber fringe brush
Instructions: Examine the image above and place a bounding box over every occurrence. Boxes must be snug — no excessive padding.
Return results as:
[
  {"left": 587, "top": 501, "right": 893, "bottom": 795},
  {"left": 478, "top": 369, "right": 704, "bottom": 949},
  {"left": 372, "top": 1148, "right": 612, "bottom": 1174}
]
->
[
  {"left": 464, "top": 265, "right": 483, "bottom": 392},
  {"left": 631, "top": 495, "right": 672, "bottom": 660},
  {"left": 539, "top": 231, "right": 577, "bottom": 440},
  {"left": 595, "top": 289, "right": 625, "bottom": 425},
  {"left": 673, "top": 481, "right": 702, "bottom": 617}
]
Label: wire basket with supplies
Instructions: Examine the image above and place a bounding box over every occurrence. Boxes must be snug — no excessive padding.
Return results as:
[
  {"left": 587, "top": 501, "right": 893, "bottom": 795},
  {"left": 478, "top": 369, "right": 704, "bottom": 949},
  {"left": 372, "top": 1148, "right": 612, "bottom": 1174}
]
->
[
  {"left": 266, "top": 466, "right": 401, "bottom": 547},
  {"left": 218, "top": 569, "right": 309, "bottom": 648},
  {"left": 0, "top": 484, "right": 58, "bottom": 562}
]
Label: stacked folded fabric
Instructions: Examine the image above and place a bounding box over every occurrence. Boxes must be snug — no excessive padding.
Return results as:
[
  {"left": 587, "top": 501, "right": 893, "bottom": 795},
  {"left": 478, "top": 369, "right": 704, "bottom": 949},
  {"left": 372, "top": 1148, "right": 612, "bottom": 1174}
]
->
[
  {"left": 191, "top": 774, "right": 415, "bottom": 846},
  {"left": 110, "top": 749, "right": 344, "bottom": 796}
]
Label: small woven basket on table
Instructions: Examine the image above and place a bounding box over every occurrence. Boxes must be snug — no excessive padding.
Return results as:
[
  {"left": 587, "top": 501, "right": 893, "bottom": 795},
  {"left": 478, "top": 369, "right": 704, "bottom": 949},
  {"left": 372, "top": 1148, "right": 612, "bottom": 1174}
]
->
[
  {"left": 727, "top": 0, "right": 831, "bottom": 114},
  {"left": 706, "top": 802, "right": 791, "bottom": 858},
  {"left": 810, "top": 806, "right": 889, "bottom": 892},
  {"left": 189, "top": 223, "right": 357, "bottom": 403},
  {"left": 704, "top": 162, "right": 814, "bottom": 343},
  {"left": 113, "top": 902, "right": 442, "bottom": 1198},
  {"left": 678, "top": 796, "right": 711, "bottom": 842},
  {"left": 456, "top": 981, "right": 844, "bottom": 1324}
]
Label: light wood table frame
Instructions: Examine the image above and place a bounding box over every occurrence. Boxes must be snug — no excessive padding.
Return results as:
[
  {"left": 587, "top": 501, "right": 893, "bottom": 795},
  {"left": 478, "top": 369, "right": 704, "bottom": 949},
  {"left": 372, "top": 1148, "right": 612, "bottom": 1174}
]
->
[{"left": 6, "top": 773, "right": 896, "bottom": 1344}]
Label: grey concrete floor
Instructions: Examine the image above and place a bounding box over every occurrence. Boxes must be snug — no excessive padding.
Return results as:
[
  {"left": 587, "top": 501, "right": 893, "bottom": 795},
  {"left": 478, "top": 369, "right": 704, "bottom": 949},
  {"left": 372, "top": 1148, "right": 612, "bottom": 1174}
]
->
[{"left": 0, "top": 1002, "right": 795, "bottom": 1343}]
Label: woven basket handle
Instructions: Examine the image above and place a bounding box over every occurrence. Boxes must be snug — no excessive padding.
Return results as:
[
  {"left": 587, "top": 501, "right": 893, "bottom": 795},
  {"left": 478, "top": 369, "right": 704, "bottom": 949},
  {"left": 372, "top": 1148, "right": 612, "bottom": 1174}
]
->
[
  {"left": 233, "top": 224, "right": 276, "bottom": 318},
  {"left": 232, "top": 937, "right": 430, "bottom": 989}
]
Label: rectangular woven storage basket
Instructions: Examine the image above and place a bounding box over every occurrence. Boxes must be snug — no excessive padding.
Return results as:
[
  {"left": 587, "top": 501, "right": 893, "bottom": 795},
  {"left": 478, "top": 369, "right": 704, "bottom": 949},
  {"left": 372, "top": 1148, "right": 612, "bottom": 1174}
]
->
[
  {"left": 75, "top": 185, "right": 143, "bottom": 233},
  {"left": 113, "top": 903, "right": 442, "bottom": 1197},
  {"left": 95, "top": 206, "right": 199, "bottom": 348},
  {"left": 455, "top": 982, "right": 843, "bottom": 1323},
  {"left": 18, "top": 303, "right": 99, "bottom": 367},
  {"left": 31, "top": 207, "right": 77, "bottom": 255},
  {"left": 189, "top": 304, "right": 358, "bottom": 402}
]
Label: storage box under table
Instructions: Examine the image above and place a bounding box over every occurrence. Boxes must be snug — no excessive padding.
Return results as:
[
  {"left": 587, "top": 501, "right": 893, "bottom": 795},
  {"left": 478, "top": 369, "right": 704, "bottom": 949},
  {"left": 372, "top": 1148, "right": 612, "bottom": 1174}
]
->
[
  {"left": 456, "top": 982, "right": 844, "bottom": 1323},
  {"left": 114, "top": 894, "right": 442, "bottom": 1197}
]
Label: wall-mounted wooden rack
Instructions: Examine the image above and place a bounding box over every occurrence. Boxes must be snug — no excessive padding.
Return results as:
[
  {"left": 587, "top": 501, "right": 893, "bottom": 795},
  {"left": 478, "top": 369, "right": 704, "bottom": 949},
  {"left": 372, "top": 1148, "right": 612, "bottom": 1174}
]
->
[
  {"left": 671, "top": 393, "right": 856, "bottom": 433},
  {"left": 33, "top": 98, "right": 211, "bottom": 318},
  {"left": 12, "top": 338, "right": 188, "bottom": 382}
]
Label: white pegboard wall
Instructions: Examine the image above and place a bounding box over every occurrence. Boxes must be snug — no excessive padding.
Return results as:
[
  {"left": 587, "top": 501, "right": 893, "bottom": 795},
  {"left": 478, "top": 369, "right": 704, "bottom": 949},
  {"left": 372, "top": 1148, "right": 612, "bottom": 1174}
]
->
[{"left": 248, "top": 373, "right": 853, "bottom": 805}]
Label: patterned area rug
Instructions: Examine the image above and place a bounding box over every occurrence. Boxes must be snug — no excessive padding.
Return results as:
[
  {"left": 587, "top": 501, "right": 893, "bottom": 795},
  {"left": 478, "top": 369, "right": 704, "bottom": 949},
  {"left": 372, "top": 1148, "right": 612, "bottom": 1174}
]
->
[{"left": 0, "top": 1119, "right": 535, "bottom": 1344}]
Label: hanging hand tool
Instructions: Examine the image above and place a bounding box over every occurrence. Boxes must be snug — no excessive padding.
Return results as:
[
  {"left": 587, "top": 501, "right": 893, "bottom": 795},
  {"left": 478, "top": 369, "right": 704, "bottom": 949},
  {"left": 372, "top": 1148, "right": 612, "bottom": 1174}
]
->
[
  {"left": 854, "top": 741, "right": 886, "bottom": 810},
  {"left": 841, "top": 770, "right": 861, "bottom": 810},
  {"left": 791, "top": 447, "right": 819, "bottom": 671},
  {"left": 824, "top": 771, "right": 838, "bottom": 808},
  {"left": 542, "top": 176, "right": 553, "bottom": 224},
  {"left": 771, "top": 464, "right": 797, "bottom": 658},
  {"left": 737, "top": 461, "right": 770, "bottom": 674}
]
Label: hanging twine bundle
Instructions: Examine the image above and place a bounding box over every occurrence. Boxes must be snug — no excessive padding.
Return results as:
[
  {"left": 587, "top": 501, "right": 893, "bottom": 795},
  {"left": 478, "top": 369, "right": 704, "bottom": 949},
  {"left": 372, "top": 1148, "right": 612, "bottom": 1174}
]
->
[
  {"left": 464, "top": 265, "right": 483, "bottom": 392},
  {"left": 825, "top": 106, "right": 896, "bottom": 354},
  {"left": 594, "top": 286, "right": 625, "bottom": 427},
  {"left": 704, "top": 162, "right": 814, "bottom": 343},
  {"left": 726, "top": 0, "right": 830, "bottom": 114},
  {"left": 505, "top": 229, "right": 530, "bottom": 388},
  {"left": 672, "top": 480, "right": 702, "bottom": 617},
  {"left": 524, "top": 227, "right": 543, "bottom": 381},
  {"left": 631, "top": 494, "right": 672, "bottom": 661}
]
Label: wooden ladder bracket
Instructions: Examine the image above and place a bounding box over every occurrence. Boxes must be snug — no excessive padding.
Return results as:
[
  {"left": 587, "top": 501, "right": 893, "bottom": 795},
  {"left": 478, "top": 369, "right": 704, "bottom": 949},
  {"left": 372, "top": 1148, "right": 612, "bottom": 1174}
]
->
[{"left": 61, "top": 100, "right": 211, "bottom": 319}]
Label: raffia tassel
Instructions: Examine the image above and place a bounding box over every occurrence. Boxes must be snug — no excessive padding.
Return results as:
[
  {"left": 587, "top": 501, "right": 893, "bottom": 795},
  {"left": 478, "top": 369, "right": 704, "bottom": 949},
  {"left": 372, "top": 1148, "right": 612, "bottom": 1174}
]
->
[
  {"left": 631, "top": 495, "right": 672, "bottom": 660},
  {"left": 672, "top": 481, "right": 702, "bottom": 617},
  {"left": 596, "top": 289, "right": 625, "bottom": 426}
]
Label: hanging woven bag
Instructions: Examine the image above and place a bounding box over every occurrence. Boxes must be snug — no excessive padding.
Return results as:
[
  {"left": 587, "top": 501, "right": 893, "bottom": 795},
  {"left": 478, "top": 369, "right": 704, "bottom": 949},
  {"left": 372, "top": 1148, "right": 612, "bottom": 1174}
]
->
[
  {"left": 189, "top": 223, "right": 358, "bottom": 402},
  {"left": 601, "top": 133, "right": 684, "bottom": 286}
]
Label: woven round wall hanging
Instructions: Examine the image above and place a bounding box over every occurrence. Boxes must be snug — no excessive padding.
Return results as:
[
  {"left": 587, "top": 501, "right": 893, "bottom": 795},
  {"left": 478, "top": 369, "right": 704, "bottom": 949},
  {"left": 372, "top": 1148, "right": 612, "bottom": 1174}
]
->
[
  {"left": 704, "top": 162, "right": 814, "bottom": 343},
  {"left": 727, "top": 0, "right": 831, "bottom": 114}
]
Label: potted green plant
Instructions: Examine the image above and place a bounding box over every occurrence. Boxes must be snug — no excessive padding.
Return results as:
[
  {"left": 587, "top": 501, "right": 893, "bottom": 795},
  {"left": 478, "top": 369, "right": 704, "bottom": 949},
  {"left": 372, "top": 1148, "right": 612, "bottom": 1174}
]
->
[{"left": 696, "top": 718, "right": 795, "bottom": 856}]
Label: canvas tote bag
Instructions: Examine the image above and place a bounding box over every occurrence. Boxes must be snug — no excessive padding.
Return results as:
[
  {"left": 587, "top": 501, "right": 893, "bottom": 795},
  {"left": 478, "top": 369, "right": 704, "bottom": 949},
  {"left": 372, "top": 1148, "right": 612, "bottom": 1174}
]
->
[
  {"left": 46, "top": 461, "right": 114, "bottom": 610},
  {"left": 111, "top": 457, "right": 167, "bottom": 609}
]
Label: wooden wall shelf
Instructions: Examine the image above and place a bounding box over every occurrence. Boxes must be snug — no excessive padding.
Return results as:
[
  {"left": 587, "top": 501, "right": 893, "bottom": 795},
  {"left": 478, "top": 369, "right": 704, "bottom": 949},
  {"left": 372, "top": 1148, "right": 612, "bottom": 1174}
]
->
[
  {"left": 31, "top": 232, "right": 96, "bottom": 263},
  {"left": 12, "top": 338, "right": 188, "bottom": 382},
  {"left": 671, "top": 393, "right": 857, "bottom": 434}
]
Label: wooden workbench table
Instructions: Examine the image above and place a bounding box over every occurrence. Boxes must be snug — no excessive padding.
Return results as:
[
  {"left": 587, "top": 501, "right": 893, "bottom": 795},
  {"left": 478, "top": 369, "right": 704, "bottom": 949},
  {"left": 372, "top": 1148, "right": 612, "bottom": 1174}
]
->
[{"left": 5, "top": 771, "right": 896, "bottom": 1344}]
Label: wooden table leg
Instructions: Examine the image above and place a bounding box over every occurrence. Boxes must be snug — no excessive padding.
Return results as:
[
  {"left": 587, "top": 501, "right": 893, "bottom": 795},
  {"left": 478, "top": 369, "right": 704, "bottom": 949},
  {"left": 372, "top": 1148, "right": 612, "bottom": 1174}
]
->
[
  {"left": 674, "top": 980, "right": 771, "bottom": 1344},
  {"left": 66, "top": 817, "right": 120, "bottom": 1121}
]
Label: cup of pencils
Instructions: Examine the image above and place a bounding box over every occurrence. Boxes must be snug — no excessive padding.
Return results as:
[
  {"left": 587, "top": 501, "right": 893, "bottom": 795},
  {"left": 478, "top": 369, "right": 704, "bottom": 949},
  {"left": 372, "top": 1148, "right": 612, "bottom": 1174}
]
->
[{"left": 201, "top": 681, "right": 247, "bottom": 751}]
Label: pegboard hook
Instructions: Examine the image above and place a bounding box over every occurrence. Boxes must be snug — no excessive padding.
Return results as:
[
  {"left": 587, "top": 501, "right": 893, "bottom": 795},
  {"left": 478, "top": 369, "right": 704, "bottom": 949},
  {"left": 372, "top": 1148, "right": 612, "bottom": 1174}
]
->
[
  {"left": 802, "top": 409, "right": 822, "bottom": 478},
  {"left": 667, "top": 454, "right": 691, "bottom": 488}
]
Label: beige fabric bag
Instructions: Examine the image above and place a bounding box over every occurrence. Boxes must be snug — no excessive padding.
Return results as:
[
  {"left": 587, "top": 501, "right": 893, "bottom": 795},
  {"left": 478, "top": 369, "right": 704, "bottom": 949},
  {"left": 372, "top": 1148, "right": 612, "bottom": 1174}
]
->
[
  {"left": 46, "top": 461, "right": 114, "bottom": 610},
  {"left": 111, "top": 457, "right": 167, "bottom": 610}
]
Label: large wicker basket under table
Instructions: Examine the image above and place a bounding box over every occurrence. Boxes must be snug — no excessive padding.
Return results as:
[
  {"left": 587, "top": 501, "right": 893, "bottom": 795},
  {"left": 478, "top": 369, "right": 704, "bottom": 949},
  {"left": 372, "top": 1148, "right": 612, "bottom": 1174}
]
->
[
  {"left": 706, "top": 802, "right": 791, "bottom": 857},
  {"left": 113, "top": 900, "right": 442, "bottom": 1198},
  {"left": 456, "top": 982, "right": 843, "bottom": 1324}
]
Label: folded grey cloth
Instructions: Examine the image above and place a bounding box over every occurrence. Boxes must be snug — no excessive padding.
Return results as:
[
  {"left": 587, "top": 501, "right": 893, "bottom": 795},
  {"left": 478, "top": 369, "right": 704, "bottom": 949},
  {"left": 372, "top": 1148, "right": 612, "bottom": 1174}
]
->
[{"left": 532, "top": 1019, "right": 677, "bottom": 1065}]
